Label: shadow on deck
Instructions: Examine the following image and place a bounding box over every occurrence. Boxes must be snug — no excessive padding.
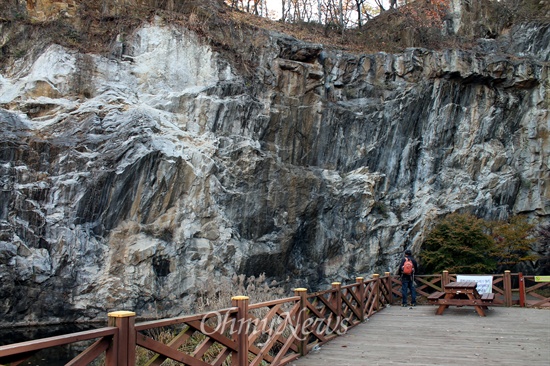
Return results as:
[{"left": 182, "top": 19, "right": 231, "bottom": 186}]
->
[{"left": 292, "top": 305, "right": 550, "bottom": 366}]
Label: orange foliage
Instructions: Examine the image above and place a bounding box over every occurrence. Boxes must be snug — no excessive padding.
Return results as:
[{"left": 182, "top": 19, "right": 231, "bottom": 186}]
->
[{"left": 401, "top": 0, "right": 450, "bottom": 29}]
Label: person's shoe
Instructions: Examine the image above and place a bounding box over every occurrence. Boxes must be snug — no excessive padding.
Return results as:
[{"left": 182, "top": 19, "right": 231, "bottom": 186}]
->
[
  {"left": 412, "top": 303, "right": 416, "bottom": 307},
  {"left": 402, "top": 304, "right": 407, "bottom": 307}
]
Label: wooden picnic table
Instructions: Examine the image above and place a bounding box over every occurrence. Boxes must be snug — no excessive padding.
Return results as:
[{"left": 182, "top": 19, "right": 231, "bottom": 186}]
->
[{"left": 428, "top": 281, "right": 495, "bottom": 317}]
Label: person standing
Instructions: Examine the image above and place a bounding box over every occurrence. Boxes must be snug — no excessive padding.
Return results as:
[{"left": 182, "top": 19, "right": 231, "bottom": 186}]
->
[{"left": 398, "top": 249, "right": 418, "bottom": 307}]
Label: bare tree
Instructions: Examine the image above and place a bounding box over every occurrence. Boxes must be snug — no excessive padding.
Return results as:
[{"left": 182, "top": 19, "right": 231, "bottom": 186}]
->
[
  {"left": 339, "top": 0, "right": 344, "bottom": 33},
  {"left": 320, "top": 0, "right": 352, "bottom": 33},
  {"left": 224, "top": 0, "right": 408, "bottom": 26},
  {"left": 282, "top": 0, "right": 291, "bottom": 21},
  {"left": 299, "top": 0, "right": 315, "bottom": 22},
  {"left": 373, "top": 0, "right": 386, "bottom": 12},
  {"left": 353, "top": 0, "right": 366, "bottom": 28}
]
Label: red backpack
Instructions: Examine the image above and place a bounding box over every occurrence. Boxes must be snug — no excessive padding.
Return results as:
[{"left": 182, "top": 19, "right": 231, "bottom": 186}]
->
[{"left": 402, "top": 257, "right": 414, "bottom": 275}]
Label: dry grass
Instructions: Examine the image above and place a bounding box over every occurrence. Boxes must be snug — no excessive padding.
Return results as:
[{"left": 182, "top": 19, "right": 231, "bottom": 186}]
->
[
  {"left": 195, "top": 273, "right": 287, "bottom": 313},
  {"left": 2, "top": 0, "right": 548, "bottom": 73},
  {"left": 130, "top": 273, "right": 286, "bottom": 366}
]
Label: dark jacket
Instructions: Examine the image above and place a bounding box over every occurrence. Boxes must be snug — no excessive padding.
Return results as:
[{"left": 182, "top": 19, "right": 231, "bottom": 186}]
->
[{"left": 398, "top": 255, "right": 418, "bottom": 279}]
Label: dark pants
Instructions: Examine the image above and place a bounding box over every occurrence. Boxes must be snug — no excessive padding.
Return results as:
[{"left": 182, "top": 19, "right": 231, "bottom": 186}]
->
[{"left": 401, "top": 276, "right": 416, "bottom": 305}]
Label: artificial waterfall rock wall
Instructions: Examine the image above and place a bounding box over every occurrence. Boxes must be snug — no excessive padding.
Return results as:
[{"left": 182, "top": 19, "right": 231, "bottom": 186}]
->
[{"left": 0, "top": 3, "right": 548, "bottom": 325}]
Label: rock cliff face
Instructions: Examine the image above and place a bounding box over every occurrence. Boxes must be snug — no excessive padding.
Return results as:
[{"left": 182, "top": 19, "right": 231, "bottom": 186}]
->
[{"left": 0, "top": 1, "right": 548, "bottom": 325}]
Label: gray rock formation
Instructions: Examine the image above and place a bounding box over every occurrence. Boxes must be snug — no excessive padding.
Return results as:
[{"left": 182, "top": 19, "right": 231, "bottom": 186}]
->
[{"left": 0, "top": 5, "right": 548, "bottom": 325}]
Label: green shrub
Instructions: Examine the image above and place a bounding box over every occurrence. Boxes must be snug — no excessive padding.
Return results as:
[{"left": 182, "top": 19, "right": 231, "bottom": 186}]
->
[
  {"left": 489, "top": 216, "right": 538, "bottom": 270},
  {"left": 420, "top": 212, "right": 541, "bottom": 274},
  {"left": 420, "top": 213, "right": 497, "bottom": 274}
]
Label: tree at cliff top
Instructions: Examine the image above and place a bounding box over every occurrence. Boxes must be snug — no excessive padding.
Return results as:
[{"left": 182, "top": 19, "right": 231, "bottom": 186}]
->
[
  {"left": 226, "top": 0, "right": 450, "bottom": 27},
  {"left": 3, "top": 0, "right": 546, "bottom": 57}
]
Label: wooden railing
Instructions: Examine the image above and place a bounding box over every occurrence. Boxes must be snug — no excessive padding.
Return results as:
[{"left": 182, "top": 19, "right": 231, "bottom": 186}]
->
[
  {"left": 399, "top": 270, "right": 549, "bottom": 307},
  {"left": 0, "top": 326, "right": 119, "bottom": 365},
  {"left": 519, "top": 274, "right": 550, "bottom": 308},
  {"left": 1, "top": 271, "right": 548, "bottom": 366},
  {"left": 408, "top": 271, "right": 512, "bottom": 305}
]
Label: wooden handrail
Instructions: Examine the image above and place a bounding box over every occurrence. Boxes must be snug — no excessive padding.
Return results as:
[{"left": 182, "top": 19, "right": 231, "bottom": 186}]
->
[
  {"left": 135, "top": 306, "right": 238, "bottom": 331},
  {"left": 1, "top": 271, "right": 546, "bottom": 365},
  {"left": 0, "top": 327, "right": 117, "bottom": 356},
  {"left": 248, "top": 296, "right": 300, "bottom": 310}
]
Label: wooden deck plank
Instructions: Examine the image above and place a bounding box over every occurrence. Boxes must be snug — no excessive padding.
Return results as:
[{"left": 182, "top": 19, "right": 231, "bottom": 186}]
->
[{"left": 292, "top": 305, "right": 550, "bottom": 366}]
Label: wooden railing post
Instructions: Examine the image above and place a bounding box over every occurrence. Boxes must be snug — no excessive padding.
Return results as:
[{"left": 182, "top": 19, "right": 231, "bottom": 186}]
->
[
  {"left": 231, "top": 296, "right": 250, "bottom": 366},
  {"left": 107, "top": 311, "right": 136, "bottom": 366},
  {"left": 384, "top": 272, "right": 392, "bottom": 305},
  {"left": 442, "top": 270, "right": 449, "bottom": 288},
  {"left": 355, "top": 277, "right": 365, "bottom": 321},
  {"left": 372, "top": 274, "right": 380, "bottom": 311},
  {"left": 518, "top": 272, "right": 525, "bottom": 307},
  {"left": 504, "top": 270, "right": 513, "bottom": 307},
  {"left": 294, "top": 288, "right": 308, "bottom": 356},
  {"left": 331, "top": 282, "right": 342, "bottom": 333}
]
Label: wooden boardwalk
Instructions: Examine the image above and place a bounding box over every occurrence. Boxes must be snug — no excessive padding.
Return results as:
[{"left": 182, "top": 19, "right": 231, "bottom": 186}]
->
[{"left": 292, "top": 305, "right": 550, "bottom": 366}]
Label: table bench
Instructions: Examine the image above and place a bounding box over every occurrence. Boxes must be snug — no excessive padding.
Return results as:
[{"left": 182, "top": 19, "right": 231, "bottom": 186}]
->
[
  {"left": 427, "top": 291, "right": 445, "bottom": 303},
  {"left": 433, "top": 281, "right": 495, "bottom": 316}
]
